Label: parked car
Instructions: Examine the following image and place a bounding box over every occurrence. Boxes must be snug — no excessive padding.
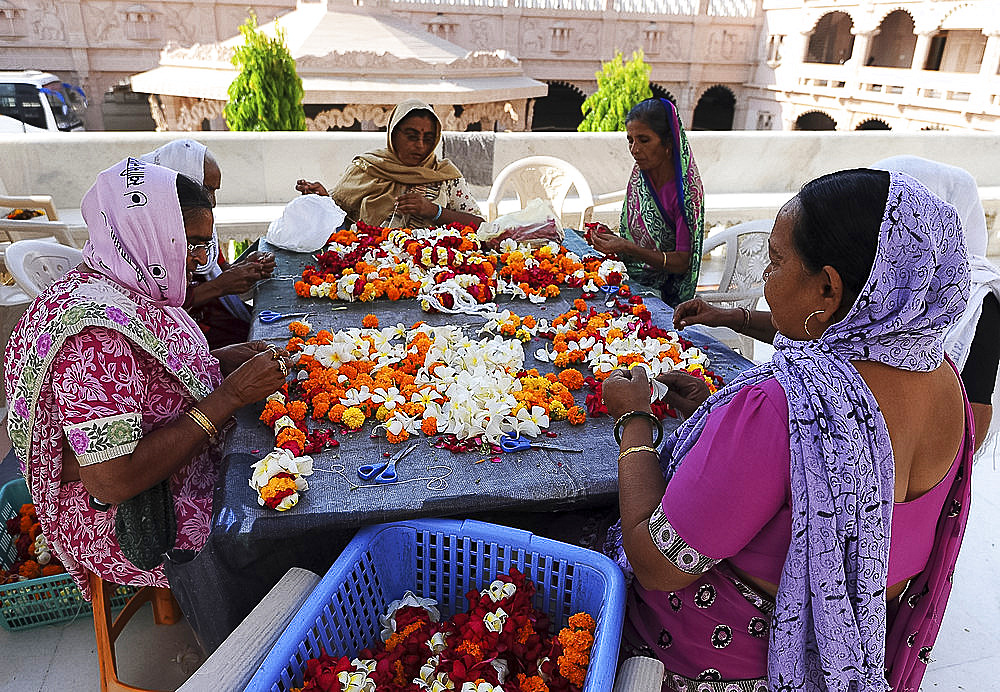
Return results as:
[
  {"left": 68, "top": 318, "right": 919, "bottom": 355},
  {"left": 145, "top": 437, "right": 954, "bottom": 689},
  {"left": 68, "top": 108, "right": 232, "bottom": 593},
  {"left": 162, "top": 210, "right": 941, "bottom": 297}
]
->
[{"left": 0, "top": 71, "right": 86, "bottom": 132}]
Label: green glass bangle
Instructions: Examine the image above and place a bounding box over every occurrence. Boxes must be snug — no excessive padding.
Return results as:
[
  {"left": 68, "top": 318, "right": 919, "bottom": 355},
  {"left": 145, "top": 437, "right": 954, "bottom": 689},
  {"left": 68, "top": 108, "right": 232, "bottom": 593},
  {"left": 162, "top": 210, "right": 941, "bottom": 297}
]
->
[{"left": 613, "top": 410, "right": 663, "bottom": 447}]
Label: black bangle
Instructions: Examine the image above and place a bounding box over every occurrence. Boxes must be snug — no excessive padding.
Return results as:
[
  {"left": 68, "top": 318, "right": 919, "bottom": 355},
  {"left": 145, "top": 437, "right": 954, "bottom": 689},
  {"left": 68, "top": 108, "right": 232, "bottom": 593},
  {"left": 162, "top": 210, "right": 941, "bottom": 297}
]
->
[{"left": 613, "top": 410, "right": 663, "bottom": 447}]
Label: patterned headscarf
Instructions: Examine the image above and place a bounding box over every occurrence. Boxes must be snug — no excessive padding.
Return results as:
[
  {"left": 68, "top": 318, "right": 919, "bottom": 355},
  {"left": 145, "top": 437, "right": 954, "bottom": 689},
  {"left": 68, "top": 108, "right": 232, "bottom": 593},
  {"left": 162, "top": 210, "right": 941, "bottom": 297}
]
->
[
  {"left": 82, "top": 157, "right": 191, "bottom": 309},
  {"left": 657, "top": 171, "right": 968, "bottom": 690},
  {"left": 619, "top": 97, "right": 705, "bottom": 306}
]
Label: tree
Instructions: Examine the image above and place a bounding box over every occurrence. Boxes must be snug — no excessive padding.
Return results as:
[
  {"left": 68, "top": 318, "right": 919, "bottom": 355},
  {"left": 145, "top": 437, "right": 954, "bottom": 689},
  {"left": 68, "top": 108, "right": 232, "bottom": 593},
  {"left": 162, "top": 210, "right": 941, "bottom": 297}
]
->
[
  {"left": 224, "top": 12, "right": 305, "bottom": 131},
  {"left": 577, "top": 51, "right": 653, "bottom": 132}
]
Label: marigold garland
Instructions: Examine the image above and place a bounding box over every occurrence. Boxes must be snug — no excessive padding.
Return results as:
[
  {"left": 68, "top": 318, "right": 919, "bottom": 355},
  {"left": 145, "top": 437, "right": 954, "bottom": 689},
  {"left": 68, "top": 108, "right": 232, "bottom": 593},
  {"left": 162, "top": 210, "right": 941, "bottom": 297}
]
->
[{"left": 1, "top": 502, "right": 66, "bottom": 584}]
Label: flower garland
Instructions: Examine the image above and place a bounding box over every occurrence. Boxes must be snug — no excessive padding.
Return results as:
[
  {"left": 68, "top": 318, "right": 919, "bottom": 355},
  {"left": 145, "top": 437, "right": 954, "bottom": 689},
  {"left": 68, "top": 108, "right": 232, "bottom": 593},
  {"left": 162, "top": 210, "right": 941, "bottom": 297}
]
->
[
  {"left": 293, "top": 223, "right": 626, "bottom": 313},
  {"left": 261, "top": 318, "right": 588, "bottom": 448},
  {"left": 1, "top": 502, "right": 66, "bottom": 583},
  {"left": 289, "top": 568, "right": 597, "bottom": 692}
]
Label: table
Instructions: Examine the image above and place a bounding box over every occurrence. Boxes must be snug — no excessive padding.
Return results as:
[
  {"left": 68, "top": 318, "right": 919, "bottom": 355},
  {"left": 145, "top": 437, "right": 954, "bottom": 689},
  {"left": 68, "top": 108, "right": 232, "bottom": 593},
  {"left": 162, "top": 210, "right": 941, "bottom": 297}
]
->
[{"left": 165, "top": 232, "right": 754, "bottom": 652}]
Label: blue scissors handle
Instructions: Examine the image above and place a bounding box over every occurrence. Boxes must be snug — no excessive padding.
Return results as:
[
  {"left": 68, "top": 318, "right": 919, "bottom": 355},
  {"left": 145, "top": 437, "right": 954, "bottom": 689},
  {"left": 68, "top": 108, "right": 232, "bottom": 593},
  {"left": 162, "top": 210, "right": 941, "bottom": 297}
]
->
[
  {"left": 258, "top": 310, "right": 311, "bottom": 323},
  {"left": 499, "top": 433, "right": 533, "bottom": 452},
  {"left": 357, "top": 442, "right": 419, "bottom": 483}
]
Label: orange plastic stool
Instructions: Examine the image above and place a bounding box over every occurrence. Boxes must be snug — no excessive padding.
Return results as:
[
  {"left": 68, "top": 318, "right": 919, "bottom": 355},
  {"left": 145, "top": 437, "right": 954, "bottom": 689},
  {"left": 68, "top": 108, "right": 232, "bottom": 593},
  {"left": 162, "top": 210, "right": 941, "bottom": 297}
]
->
[{"left": 88, "top": 571, "right": 182, "bottom": 692}]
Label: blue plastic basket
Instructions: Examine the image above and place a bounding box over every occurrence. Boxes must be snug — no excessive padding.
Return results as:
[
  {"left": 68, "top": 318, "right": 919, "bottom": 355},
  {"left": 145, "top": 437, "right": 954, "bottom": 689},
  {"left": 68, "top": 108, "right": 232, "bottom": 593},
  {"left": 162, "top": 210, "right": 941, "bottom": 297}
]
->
[{"left": 249, "top": 518, "right": 626, "bottom": 692}]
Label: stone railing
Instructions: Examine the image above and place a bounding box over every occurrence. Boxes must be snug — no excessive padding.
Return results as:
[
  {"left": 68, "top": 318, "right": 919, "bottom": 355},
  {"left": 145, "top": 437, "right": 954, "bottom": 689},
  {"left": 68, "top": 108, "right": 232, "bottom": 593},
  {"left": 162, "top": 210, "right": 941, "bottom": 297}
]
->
[{"left": 3, "top": 130, "right": 1000, "bottom": 249}]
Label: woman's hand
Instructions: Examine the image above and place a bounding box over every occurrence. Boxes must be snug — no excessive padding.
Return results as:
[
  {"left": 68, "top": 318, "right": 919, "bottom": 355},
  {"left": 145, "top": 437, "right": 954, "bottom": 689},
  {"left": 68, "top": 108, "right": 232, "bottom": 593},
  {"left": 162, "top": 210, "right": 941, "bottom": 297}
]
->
[
  {"left": 394, "top": 192, "right": 437, "bottom": 219},
  {"left": 601, "top": 366, "right": 655, "bottom": 421},
  {"left": 217, "top": 348, "right": 290, "bottom": 407},
  {"left": 212, "top": 341, "right": 273, "bottom": 376},
  {"left": 211, "top": 262, "right": 269, "bottom": 296},
  {"left": 590, "top": 228, "right": 628, "bottom": 256},
  {"left": 673, "top": 298, "right": 740, "bottom": 330},
  {"left": 655, "top": 370, "right": 711, "bottom": 418},
  {"left": 237, "top": 251, "right": 275, "bottom": 277},
  {"left": 296, "top": 179, "right": 329, "bottom": 197}
]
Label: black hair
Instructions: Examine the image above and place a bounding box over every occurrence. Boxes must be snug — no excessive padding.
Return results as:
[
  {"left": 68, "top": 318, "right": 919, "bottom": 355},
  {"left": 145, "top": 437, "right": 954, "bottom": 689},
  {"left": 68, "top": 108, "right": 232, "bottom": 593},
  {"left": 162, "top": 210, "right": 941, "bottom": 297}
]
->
[
  {"left": 624, "top": 98, "right": 672, "bottom": 146},
  {"left": 175, "top": 173, "right": 213, "bottom": 225},
  {"left": 792, "top": 168, "right": 890, "bottom": 303}
]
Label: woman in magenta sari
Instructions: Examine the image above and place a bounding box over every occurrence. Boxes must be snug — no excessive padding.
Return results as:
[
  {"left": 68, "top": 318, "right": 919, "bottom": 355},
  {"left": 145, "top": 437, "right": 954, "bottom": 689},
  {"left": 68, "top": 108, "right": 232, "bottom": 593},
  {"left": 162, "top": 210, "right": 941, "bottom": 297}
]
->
[
  {"left": 603, "top": 169, "right": 972, "bottom": 691},
  {"left": 4, "top": 158, "right": 290, "bottom": 599},
  {"left": 589, "top": 98, "right": 705, "bottom": 306}
]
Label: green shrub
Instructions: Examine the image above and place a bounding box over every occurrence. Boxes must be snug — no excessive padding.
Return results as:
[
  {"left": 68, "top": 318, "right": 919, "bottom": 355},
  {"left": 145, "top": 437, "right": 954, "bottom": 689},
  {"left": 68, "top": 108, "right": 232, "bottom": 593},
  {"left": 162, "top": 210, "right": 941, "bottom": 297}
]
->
[{"left": 578, "top": 51, "right": 653, "bottom": 132}]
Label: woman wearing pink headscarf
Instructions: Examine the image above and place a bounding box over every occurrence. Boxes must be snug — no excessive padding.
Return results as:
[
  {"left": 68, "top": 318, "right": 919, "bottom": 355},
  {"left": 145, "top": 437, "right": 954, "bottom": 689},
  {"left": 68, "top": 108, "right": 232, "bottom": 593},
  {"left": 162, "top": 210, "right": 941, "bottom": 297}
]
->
[{"left": 4, "top": 158, "right": 289, "bottom": 598}]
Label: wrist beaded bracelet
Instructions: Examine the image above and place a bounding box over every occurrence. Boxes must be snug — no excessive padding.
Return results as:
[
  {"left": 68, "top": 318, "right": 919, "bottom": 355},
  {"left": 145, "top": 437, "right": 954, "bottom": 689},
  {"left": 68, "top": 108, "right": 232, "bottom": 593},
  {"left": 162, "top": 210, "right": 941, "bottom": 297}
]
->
[{"left": 613, "top": 410, "right": 663, "bottom": 447}]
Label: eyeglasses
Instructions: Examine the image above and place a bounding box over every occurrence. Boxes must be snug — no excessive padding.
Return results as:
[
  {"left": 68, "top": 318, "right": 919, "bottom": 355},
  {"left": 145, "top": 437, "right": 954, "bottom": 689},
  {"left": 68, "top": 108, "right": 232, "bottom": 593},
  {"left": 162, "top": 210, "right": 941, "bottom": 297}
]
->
[{"left": 187, "top": 242, "right": 210, "bottom": 256}]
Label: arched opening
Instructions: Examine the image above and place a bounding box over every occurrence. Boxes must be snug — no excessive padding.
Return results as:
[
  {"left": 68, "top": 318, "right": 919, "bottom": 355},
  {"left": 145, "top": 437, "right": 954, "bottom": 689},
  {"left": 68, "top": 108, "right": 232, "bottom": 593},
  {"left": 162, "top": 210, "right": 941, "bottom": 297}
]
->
[
  {"left": 649, "top": 83, "right": 677, "bottom": 108},
  {"left": 530, "top": 81, "right": 584, "bottom": 132},
  {"left": 795, "top": 111, "right": 837, "bottom": 130},
  {"left": 866, "top": 10, "right": 916, "bottom": 68},
  {"left": 691, "top": 85, "right": 735, "bottom": 131},
  {"left": 805, "top": 12, "right": 855, "bottom": 64},
  {"left": 856, "top": 118, "right": 891, "bottom": 130}
]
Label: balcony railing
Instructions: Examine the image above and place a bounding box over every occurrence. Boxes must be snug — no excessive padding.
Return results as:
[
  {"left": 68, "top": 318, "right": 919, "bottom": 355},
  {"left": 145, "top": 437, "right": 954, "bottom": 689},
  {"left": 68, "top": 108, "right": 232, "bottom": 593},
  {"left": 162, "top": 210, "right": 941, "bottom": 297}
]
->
[{"left": 390, "top": 0, "right": 755, "bottom": 15}]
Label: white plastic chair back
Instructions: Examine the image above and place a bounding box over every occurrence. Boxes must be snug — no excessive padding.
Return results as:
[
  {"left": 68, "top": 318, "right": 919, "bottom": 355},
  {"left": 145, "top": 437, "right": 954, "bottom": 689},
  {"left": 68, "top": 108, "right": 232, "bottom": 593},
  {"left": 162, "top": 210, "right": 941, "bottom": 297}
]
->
[
  {"left": 486, "top": 156, "right": 596, "bottom": 229},
  {"left": 5, "top": 239, "right": 83, "bottom": 298},
  {"left": 695, "top": 219, "right": 773, "bottom": 359},
  {"left": 0, "top": 218, "right": 80, "bottom": 248}
]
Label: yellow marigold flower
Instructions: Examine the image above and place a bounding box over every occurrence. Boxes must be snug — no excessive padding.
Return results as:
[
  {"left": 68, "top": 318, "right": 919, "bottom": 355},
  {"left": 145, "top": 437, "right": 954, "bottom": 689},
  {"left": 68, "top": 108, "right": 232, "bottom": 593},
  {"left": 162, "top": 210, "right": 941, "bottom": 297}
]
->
[{"left": 342, "top": 406, "right": 365, "bottom": 430}]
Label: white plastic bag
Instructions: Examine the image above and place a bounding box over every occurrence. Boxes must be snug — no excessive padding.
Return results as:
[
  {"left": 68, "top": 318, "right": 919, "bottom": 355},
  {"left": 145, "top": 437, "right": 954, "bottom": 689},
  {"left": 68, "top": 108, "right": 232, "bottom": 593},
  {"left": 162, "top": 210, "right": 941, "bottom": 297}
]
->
[
  {"left": 477, "top": 197, "right": 564, "bottom": 249},
  {"left": 265, "top": 195, "right": 346, "bottom": 253}
]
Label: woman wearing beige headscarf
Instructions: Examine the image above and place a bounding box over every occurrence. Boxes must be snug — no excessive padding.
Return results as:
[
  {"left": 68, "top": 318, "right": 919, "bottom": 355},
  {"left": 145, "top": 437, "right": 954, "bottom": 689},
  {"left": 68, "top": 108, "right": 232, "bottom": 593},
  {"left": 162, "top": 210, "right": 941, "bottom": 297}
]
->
[{"left": 296, "top": 99, "right": 484, "bottom": 229}]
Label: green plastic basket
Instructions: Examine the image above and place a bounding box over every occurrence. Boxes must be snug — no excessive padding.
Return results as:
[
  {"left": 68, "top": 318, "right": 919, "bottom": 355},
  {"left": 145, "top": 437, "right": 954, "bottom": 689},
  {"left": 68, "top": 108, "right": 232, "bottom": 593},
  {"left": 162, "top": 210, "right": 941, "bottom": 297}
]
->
[{"left": 0, "top": 478, "right": 135, "bottom": 631}]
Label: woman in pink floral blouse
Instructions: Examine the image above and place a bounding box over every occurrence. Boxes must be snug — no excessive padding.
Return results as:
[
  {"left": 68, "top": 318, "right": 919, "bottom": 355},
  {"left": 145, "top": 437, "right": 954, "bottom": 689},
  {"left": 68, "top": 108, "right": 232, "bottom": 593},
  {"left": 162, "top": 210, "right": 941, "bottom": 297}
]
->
[{"left": 4, "top": 158, "right": 290, "bottom": 598}]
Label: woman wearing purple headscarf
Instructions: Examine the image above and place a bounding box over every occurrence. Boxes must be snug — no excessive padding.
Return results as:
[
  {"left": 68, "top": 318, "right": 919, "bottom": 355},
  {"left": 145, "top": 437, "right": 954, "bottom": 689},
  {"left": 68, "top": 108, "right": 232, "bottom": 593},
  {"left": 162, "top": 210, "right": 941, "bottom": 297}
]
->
[
  {"left": 603, "top": 169, "right": 972, "bottom": 691},
  {"left": 4, "top": 157, "right": 291, "bottom": 598}
]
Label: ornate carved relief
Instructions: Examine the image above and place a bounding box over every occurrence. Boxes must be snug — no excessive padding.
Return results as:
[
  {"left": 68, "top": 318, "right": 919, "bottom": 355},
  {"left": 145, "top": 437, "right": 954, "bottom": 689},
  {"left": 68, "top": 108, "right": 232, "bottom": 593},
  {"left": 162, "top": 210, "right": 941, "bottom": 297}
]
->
[
  {"left": 160, "top": 42, "right": 235, "bottom": 65},
  {"left": 161, "top": 4, "right": 205, "bottom": 45},
  {"left": 33, "top": 0, "right": 65, "bottom": 41},
  {"left": 575, "top": 20, "right": 601, "bottom": 56},
  {"left": 663, "top": 25, "right": 686, "bottom": 59},
  {"left": 439, "top": 101, "right": 525, "bottom": 132},
  {"left": 707, "top": 30, "right": 747, "bottom": 61},
  {"left": 85, "top": 2, "right": 121, "bottom": 44},
  {"left": 148, "top": 94, "right": 169, "bottom": 132},
  {"left": 470, "top": 16, "right": 501, "bottom": 50},
  {"left": 307, "top": 105, "right": 394, "bottom": 131},
  {"left": 296, "top": 50, "right": 521, "bottom": 76},
  {"left": 520, "top": 19, "right": 547, "bottom": 55},
  {"left": 176, "top": 97, "right": 225, "bottom": 131}
]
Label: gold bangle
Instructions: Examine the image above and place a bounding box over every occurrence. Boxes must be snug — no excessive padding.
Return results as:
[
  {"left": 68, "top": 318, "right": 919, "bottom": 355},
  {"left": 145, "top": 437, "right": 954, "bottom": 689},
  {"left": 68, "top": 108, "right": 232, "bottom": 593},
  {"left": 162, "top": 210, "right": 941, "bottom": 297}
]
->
[
  {"left": 662, "top": 251, "right": 668, "bottom": 269},
  {"left": 184, "top": 406, "right": 218, "bottom": 439},
  {"left": 618, "top": 445, "right": 659, "bottom": 462}
]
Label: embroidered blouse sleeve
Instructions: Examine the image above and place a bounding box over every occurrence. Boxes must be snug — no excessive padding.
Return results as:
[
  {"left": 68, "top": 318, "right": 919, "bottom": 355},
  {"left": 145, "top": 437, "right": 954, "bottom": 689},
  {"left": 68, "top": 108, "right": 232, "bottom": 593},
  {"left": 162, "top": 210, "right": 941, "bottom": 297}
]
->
[
  {"left": 52, "top": 327, "right": 149, "bottom": 467},
  {"left": 649, "top": 380, "right": 791, "bottom": 573},
  {"left": 444, "top": 177, "right": 483, "bottom": 216}
]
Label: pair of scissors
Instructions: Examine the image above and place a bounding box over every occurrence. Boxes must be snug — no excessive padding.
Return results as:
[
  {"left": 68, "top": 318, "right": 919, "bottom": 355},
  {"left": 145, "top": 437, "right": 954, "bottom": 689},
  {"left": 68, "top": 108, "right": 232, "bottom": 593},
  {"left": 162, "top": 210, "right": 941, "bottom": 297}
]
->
[
  {"left": 357, "top": 441, "right": 420, "bottom": 483},
  {"left": 499, "top": 433, "right": 583, "bottom": 454},
  {"left": 600, "top": 284, "right": 620, "bottom": 307},
  {"left": 258, "top": 310, "right": 313, "bottom": 323}
]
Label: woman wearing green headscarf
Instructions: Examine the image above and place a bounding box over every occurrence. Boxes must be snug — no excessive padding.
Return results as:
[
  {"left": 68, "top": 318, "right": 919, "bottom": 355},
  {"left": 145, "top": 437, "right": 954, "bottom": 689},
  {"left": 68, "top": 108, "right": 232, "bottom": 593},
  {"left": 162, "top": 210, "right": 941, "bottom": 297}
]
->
[{"left": 296, "top": 99, "right": 484, "bottom": 229}]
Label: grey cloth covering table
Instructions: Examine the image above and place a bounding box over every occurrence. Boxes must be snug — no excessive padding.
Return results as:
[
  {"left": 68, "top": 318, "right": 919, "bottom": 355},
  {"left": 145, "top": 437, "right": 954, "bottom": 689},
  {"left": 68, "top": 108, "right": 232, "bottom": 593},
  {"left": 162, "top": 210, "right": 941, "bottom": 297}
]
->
[{"left": 165, "top": 231, "right": 754, "bottom": 653}]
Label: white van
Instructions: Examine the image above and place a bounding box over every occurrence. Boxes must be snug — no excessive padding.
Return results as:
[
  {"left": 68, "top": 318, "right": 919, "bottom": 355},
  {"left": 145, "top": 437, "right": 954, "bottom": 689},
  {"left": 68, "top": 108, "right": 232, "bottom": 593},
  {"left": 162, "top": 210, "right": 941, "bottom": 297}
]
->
[{"left": 0, "top": 71, "right": 87, "bottom": 132}]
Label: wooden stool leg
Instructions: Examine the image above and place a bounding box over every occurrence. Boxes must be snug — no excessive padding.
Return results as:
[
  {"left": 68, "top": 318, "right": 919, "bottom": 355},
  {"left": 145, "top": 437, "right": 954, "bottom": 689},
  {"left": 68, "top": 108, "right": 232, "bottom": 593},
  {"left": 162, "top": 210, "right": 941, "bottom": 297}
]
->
[{"left": 150, "top": 586, "right": 181, "bottom": 625}]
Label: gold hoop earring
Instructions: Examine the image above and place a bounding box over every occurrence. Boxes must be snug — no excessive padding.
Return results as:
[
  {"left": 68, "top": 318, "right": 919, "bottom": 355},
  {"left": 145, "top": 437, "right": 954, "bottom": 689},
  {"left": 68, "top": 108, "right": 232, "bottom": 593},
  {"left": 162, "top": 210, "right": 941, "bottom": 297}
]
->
[{"left": 804, "top": 309, "right": 824, "bottom": 338}]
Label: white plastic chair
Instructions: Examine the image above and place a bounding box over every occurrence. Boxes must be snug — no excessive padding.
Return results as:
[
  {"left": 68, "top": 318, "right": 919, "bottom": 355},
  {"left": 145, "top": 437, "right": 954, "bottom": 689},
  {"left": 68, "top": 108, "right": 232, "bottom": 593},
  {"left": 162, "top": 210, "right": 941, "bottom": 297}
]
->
[
  {"left": 486, "top": 156, "right": 596, "bottom": 229},
  {"left": 0, "top": 217, "right": 81, "bottom": 248},
  {"left": 5, "top": 239, "right": 83, "bottom": 298},
  {"left": 695, "top": 219, "right": 773, "bottom": 359}
]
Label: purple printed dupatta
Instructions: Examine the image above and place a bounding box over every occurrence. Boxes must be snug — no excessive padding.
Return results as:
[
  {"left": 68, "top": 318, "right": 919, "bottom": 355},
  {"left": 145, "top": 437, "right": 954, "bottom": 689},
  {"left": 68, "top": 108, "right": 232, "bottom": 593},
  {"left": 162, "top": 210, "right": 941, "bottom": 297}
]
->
[{"left": 629, "top": 171, "right": 970, "bottom": 691}]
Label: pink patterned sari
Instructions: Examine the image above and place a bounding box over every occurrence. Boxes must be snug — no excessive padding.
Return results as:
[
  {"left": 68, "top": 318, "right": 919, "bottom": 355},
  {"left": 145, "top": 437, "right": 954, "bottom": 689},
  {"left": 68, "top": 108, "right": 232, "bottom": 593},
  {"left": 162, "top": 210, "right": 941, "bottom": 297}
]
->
[{"left": 4, "top": 157, "right": 223, "bottom": 598}]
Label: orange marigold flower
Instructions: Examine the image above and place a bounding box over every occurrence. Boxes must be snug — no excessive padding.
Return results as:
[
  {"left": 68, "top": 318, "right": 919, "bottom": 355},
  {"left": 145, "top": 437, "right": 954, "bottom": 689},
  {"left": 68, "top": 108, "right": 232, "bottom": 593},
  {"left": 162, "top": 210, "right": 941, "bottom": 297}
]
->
[
  {"left": 289, "top": 320, "right": 312, "bottom": 337},
  {"left": 327, "top": 403, "right": 347, "bottom": 424},
  {"left": 522, "top": 315, "right": 537, "bottom": 329},
  {"left": 41, "top": 564, "right": 65, "bottom": 577},
  {"left": 386, "top": 428, "right": 410, "bottom": 444},
  {"left": 421, "top": 417, "right": 438, "bottom": 435},
  {"left": 573, "top": 298, "right": 588, "bottom": 312},
  {"left": 457, "top": 640, "right": 483, "bottom": 659},
  {"left": 567, "top": 406, "right": 586, "bottom": 425},
  {"left": 260, "top": 474, "right": 298, "bottom": 508},
  {"left": 18, "top": 561, "right": 40, "bottom": 579},
  {"left": 568, "top": 612, "right": 595, "bottom": 630},
  {"left": 558, "top": 368, "right": 585, "bottom": 390},
  {"left": 515, "top": 674, "right": 549, "bottom": 692},
  {"left": 286, "top": 400, "right": 309, "bottom": 422},
  {"left": 362, "top": 313, "right": 379, "bottom": 328}
]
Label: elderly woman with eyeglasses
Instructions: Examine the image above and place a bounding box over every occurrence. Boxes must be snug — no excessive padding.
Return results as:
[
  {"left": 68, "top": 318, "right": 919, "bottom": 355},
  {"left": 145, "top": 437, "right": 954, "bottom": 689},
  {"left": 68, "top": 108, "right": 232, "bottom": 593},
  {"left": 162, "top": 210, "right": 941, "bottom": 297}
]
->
[
  {"left": 4, "top": 158, "right": 290, "bottom": 600},
  {"left": 295, "top": 98, "right": 484, "bottom": 229}
]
